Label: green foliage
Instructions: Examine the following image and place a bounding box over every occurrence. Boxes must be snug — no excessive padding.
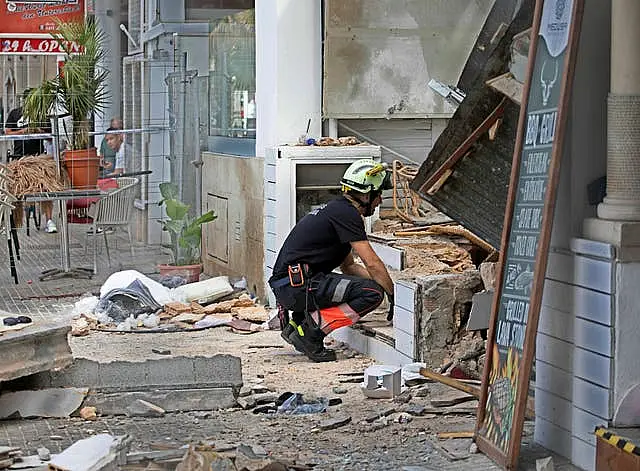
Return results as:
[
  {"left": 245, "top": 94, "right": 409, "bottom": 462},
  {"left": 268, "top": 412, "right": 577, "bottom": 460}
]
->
[
  {"left": 158, "top": 182, "right": 216, "bottom": 266},
  {"left": 22, "top": 17, "right": 109, "bottom": 150}
]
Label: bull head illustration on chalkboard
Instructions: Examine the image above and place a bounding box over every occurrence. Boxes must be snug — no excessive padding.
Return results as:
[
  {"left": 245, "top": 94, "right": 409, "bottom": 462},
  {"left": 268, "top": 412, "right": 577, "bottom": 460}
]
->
[{"left": 540, "top": 60, "right": 558, "bottom": 107}]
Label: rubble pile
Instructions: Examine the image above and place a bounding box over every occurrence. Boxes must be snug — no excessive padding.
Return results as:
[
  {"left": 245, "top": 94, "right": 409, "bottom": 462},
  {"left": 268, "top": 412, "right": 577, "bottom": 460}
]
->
[
  {"left": 372, "top": 214, "right": 496, "bottom": 379},
  {"left": 0, "top": 446, "right": 24, "bottom": 469},
  {"left": 72, "top": 293, "right": 273, "bottom": 335}
]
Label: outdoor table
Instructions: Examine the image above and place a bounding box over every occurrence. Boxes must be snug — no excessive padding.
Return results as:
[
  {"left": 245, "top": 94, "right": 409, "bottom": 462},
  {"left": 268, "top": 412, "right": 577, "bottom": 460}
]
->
[{"left": 21, "top": 189, "right": 105, "bottom": 281}]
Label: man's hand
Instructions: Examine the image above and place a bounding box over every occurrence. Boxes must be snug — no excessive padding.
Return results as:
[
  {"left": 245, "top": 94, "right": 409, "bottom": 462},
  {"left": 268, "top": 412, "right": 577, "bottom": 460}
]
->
[
  {"left": 350, "top": 240, "right": 394, "bottom": 295},
  {"left": 387, "top": 294, "right": 395, "bottom": 322}
]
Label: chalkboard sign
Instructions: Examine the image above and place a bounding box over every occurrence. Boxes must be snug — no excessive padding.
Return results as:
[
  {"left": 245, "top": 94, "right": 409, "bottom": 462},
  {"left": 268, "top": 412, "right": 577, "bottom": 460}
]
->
[{"left": 475, "top": 0, "right": 583, "bottom": 469}]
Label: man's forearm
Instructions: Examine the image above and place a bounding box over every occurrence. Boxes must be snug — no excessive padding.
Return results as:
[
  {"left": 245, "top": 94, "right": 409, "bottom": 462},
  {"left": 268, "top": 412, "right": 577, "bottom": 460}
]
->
[
  {"left": 365, "top": 259, "right": 394, "bottom": 296},
  {"left": 342, "top": 262, "right": 371, "bottom": 279}
]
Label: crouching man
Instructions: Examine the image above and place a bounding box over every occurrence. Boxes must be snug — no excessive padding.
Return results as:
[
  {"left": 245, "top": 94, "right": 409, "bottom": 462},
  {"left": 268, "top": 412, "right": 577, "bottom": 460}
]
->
[{"left": 269, "top": 159, "right": 395, "bottom": 362}]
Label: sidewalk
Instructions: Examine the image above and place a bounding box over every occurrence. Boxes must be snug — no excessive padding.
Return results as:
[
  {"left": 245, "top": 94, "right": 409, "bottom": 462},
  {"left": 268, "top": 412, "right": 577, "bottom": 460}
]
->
[
  {"left": 0, "top": 220, "right": 164, "bottom": 321},
  {"left": 0, "top": 221, "right": 585, "bottom": 470}
]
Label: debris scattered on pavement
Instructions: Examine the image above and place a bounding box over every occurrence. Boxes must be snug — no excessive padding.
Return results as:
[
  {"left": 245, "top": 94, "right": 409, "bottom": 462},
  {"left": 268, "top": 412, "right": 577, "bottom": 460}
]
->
[
  {"left": 125, "top": 399, "right": 166, "bottom": 418},
  {"left": 317, "top": 415, "right": 352, "bottom": 431},
  {"left": 0, "top": 388, "right": 88, "bottom": 419},
  {"left": 437, "top": 431, "right": 475, "bottom": 440},
  {"left": 48, "top": 434, "right": 130, "bottom": 471},
  {"left": 0, "top": 446, "right": 22, "bottom": 469},
  {"left": 79, "top": 406, "right": 98, "bottom": 421},
  {"left": 537, "top": 456, "right": 555, "bottom": 471}
]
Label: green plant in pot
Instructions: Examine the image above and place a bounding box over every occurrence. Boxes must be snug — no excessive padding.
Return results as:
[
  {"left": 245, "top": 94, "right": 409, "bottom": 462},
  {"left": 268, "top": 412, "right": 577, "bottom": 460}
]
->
[
  {"left": 158, "top": 182, "right": 217, "bottom": 283},
  {"left": 22, "top": 17, "right": 109, "bottom": 189}
]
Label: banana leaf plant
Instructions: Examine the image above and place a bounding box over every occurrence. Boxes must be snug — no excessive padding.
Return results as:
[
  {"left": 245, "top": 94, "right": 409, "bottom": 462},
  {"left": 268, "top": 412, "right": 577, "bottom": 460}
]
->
[
  {"left": 158, "top": 182, "right": 217, "bottom": 266},
  {"left": 22, "top": 17, "right": 109, "bottom": 150}
]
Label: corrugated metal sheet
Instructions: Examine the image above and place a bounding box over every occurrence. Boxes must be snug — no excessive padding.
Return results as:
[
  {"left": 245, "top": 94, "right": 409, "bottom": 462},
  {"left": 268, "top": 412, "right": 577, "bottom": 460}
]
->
[
  {"left": 323, "top": 0, "right": 495, "bottom": 118},
  {"left": 410, "top": 0, "right": 535, "bottom": 250}
]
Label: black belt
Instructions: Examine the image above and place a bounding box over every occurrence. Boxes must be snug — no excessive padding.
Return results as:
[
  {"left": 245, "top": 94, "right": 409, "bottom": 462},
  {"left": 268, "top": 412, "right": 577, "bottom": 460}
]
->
[{"left": 270, "top": 276, "right": 291, "bottom": 289}]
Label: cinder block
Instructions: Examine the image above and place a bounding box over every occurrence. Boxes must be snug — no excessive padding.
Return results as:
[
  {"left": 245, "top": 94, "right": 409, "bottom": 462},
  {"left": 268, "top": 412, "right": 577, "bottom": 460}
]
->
[
  {"left": 574, "top": 347, "right": 611, "bottom": 389},
  {"left": 98, "top": 361, "right": 151, "bottom": 390},
  {"left": 574, "top": 255, "right": 613, "bottom": 294},
  {"left": 536, "top": 333, "right": 574, "bottom": 374},
  {"left": 535, "top": 388, "right": 572, "bottom": 431},
  {"left": 394, "top": 329, "right": 414, "bottom": 359},
  {"left": 542, "top": 279, "right": 573, "bottom": 313},
  {"left": 571, "top": 436, "right": 596, "bottom": 471},
  {"left": 84, "top": 388, "right": 237, "bottom": 414},
  {"left": 571, "top": 238, "right": 615, "bottom": 260},
  {"left": 49, "top": 358, "right": 100, "bottom": 389},
  {"left": 193, "top": 355, "right": 242, "bottom": 387},
  {"left": 265, "top": 250, "right": 277, "bottom": 268},
  {"left": 394, "top": 280, "right": 417, "bottom": 312},
  {"left": 265, "top": 163, "right": 276, "bottom": 182},
  {"left": 574, "top": 287, "right": 612, "bottom": 326},
  {"left": 572, "top": 406, "right": 606, "bottom": 446},
  {"left": 330, "top": 327, "right": 414, "bottom": 366},
  {"left": 534, "top": 416, "right": 572, "bottom": 460},
  {"left": 546, "top": 252, "right": 574, "bottom": 285},
  {"left": 573, "top": 377, "right": 611, "bottom": 419},
  {"left": 144, "top": 357, "right": 196, "bottom": 388},
  {"left": 393, "top": 305, "right": 414, "bottom": 336},
  {"left": 371, "top": 242, "right": 405, "bottom": 270},
  {"left": 536, "top": 360, "right": 573, "bottom": 401},
  {"left": 574, "top": 317, "right": 612, "bottom": 356},
  {"left": 265, "top": 181, "right": 276, "bottom": 200},
  {"left": 265, "top": 215, "right": 276, "bottom": 235},
  {"left": 538, "top": 305, "right": 574, "bottom": 344}
]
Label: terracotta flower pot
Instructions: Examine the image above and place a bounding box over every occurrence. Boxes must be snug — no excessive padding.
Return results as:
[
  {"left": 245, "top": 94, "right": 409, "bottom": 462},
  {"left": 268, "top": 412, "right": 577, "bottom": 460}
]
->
[
  {"left": 63, "top": 148, "right": 100, "bottom": 189},
  {"left": 158, "top": 263, "right": 202, "bottom": 284}
]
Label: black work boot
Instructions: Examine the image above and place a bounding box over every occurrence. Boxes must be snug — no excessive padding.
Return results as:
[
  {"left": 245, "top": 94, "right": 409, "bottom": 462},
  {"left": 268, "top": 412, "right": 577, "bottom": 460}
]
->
[
  {"left": 287, "top": 317, "right": 336, "bottom": 362},
  {"left": 280, "top": 311, "right": 305, "bottom": 353}
]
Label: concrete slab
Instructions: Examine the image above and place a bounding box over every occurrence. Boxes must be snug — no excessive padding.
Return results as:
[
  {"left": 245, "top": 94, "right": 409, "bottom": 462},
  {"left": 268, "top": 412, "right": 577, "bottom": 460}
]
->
[
  {"left": 0, "top": 321, "right": 72, "bottom": 383},
  {"left": 84, "top": 388, "right": 237, "bottom": 415},
  {"left": 0, "top": 388, "right": 87, "bottom": 419},
  {"left": 25, "top": 355, "right": 242, "bottom": 393}
]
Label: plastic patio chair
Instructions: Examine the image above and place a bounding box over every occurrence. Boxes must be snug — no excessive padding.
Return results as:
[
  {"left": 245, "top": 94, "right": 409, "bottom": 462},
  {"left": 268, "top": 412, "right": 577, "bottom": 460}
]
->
[{"left": 86, "top": 176, "right": 140, "bottom": 274}]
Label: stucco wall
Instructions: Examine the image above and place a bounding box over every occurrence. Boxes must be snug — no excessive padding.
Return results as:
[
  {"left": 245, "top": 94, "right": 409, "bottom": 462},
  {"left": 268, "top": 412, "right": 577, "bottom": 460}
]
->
[{"left": 201, "top": 152, "right": 265, "bottom": 300}]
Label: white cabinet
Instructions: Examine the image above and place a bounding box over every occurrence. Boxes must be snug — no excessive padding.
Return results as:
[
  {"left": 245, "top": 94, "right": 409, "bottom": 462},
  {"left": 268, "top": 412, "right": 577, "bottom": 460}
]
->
[{"left": 263, "top": 145, "right": 382, "bottom": 305}]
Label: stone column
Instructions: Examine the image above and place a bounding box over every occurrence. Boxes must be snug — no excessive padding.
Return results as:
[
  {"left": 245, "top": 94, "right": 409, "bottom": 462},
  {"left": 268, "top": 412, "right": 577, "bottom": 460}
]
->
[{"left": 597, "top": 0, "right": 640, "bottom": 220}]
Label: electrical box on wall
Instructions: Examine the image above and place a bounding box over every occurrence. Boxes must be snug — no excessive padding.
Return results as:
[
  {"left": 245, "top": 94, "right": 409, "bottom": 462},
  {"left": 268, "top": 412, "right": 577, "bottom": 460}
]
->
[{"left": 264, "top": 145, "right": 382, "bottom": 306}]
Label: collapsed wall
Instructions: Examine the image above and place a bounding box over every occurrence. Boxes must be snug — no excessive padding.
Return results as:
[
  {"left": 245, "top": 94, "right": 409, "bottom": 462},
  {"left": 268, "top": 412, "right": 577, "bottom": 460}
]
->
[{"left": 414, "top": 270, "right": 483, "bottom": 368}]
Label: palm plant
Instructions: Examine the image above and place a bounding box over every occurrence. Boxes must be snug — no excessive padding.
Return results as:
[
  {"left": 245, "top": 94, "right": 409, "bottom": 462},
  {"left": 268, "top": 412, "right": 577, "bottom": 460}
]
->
[{"left": 23, "top": 17, "right": 109, "bottom": 150}]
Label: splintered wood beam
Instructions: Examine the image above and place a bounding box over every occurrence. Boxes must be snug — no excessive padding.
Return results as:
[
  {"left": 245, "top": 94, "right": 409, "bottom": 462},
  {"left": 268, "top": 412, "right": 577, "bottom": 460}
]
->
[{"left": 418, "top": 97, "right": 508, "bottom": 196}]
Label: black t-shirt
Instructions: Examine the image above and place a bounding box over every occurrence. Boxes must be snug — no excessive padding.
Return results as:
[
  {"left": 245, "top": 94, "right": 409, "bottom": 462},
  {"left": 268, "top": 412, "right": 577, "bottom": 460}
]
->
[
  {"left": 272, "top": 196, "right": 367, "bottom": 279},
  {"left": 5, "top": 107, "right": 43, "bottom": 157}
]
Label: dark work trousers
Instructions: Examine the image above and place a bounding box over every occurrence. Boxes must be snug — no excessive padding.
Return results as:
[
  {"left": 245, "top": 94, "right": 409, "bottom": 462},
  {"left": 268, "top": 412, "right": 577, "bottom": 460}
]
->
[{"left": 270, "top": 272, "right": 384, "bottom": 334}]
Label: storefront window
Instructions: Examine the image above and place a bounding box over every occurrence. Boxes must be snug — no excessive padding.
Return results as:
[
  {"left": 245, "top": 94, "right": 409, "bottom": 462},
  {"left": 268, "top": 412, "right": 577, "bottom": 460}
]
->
[{"left": 209, "top": 9, "right": 255, "bottom": 141}]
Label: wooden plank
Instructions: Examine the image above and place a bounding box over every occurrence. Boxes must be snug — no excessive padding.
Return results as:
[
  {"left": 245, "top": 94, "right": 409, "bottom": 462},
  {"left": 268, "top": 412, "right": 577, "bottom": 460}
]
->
[
  {"left": 418, "top": 97, "right": 507, "bottom": 195},
  {"left": 438, "top": 431, "right": 475, "bottom": 440},
  {"left": 486, "top": 72, "right": 524, "bottom": 105},
  {"left": 420, "top": 367, "right": 481, "bottom": 397},
  {"left": 475, "top": 0, "right": 585, "bottom": 469}
]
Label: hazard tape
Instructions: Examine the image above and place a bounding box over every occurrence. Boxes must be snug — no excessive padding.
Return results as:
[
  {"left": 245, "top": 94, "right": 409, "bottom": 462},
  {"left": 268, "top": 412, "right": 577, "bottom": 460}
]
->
[{"left": 595, "top": 426, "right": 640, "bottom": 456}]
